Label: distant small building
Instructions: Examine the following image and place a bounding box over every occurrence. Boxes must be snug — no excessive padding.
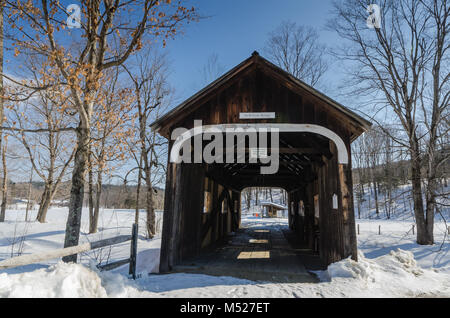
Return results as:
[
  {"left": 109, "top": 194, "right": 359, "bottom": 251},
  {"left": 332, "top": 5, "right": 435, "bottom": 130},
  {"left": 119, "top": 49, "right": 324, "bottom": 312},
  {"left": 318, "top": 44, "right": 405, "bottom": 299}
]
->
[
  {"left": 257, "top": 202, "right": 288, "bottom": 218},
  {"left": 8, "top": 198, "right": 34, "bottom": 210},
  {"left": 51, "top": 200, "right": 70, "bottom": 207}
]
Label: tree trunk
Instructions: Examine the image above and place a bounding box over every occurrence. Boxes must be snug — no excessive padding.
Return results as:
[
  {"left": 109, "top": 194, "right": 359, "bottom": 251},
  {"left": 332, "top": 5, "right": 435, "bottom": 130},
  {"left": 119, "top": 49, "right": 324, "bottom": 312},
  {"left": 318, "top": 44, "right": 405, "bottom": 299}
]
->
[
  {"left": 0, "top": 6, "right": 4, "bottom": 223},
  {"left": 357, "top": 196, "right": 361, "bottom": 219},
  {"left": 0, "top": 140, "right": 7, "bottom": 222},
  {"left": 373, "top": 180, "right": 379, "bottom": 218},
  {"left": 25, "top": 169, "right": 33, "bottom": 222},
  {"left": 135, "top": 155, "right": 143, "bottom": 226},
  {"left": 89, "top": 170, "right": 102, "bottom": 234},
  {"left": 145, "top": 182, "right": 155, "bottom": 239},
  {"left": 410, "top": 154, "right": 432, "bottom": 245},
  {"left": 63, "top": 126, "right": 90, "bottom": 263},
  {"left": 88, "top": 150, "right": 95, "bottom": 232},
  {"left": 142, "top": 124, "right": 156, "bottom": 238},
  {"left": 143, "top": 154, "right": 155, "bottom": 238},
  {"left": 423, "top": 159, "right": 438, "bottom": 245},
  {"left": 36, "top": 183, "right": 52, "bottom": 223}
]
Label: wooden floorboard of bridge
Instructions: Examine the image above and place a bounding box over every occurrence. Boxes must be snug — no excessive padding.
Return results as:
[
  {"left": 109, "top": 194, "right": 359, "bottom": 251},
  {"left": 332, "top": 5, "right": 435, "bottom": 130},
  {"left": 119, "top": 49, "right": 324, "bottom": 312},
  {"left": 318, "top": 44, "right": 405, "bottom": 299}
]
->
[{"left": 173, "top": 221, "right": 323, "bottom": 283}]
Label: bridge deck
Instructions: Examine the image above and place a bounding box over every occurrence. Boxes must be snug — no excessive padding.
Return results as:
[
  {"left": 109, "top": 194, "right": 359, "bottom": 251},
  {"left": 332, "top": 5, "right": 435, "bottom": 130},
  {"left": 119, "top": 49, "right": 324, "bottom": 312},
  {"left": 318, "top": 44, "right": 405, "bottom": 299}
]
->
[{"left": 173, "top": 219, "right": 325, "bottom": 283}]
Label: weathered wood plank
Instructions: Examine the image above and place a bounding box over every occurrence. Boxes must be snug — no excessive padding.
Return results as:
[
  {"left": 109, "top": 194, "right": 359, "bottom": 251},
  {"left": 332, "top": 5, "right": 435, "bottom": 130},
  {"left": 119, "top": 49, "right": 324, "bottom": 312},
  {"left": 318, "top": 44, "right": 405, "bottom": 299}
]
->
[
  {"left": 0, "top": 235, "right": 131, "bottom": 270},
  {"left": 98, "top": 258, "right": 130, "bottom": 272}
]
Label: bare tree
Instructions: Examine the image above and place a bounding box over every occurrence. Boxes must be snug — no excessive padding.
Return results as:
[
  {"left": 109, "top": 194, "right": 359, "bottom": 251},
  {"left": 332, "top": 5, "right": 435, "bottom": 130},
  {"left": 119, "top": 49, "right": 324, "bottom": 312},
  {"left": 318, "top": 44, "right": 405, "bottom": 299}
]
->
[
  {"left": 124, "top": 50, "right": 170, "bottom": 239},
  {"left": 363, "top": 127, "right": 385, "bottom": 217},
  {"left": 352, "top": 135, "right": 369, "bottom": 219},
  {"left": 382, "top": 126, "right": 397, "bottom": 219},
  {"left": 4, "top": 0, "right": 197, "bottom": 262},
  {"left": 243, "top": 188, "right": 252, "bottom": 211},
  {"left": 88, "top": 67, "right": 134, "bottom": 234},
  {"left": 330, "top": 0, "right": 449, "bottom": 244},
  {"left": 25, "top": 167, "right": 33, "bottom": 222},
  {"left": 8, "top": 69, "right": 76, "bottom": 223},
  {"left": 264, "top": 21, "right": 329, "bottom": 86},
  {"left": 200, "top": 53, "right": 225, "bottom": 85},
  {"left": 0, "top": 135, "right": 7, "bottom": 221}
]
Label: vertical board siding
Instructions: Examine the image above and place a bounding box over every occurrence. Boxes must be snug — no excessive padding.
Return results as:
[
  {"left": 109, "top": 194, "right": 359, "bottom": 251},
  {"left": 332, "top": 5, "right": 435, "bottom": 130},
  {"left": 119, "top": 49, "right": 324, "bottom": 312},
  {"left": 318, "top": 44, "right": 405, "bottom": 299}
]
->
[{"left": 159, "top": 61, "right": 361, "bottom": 272}]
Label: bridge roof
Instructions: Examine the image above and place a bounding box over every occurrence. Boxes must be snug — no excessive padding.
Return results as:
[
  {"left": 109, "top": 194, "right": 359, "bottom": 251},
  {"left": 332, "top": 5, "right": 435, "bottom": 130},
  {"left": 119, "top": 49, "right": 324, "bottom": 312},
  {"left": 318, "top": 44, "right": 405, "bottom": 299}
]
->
[{"left": 151, "top": 51, "right": 372, "bottom": 139}]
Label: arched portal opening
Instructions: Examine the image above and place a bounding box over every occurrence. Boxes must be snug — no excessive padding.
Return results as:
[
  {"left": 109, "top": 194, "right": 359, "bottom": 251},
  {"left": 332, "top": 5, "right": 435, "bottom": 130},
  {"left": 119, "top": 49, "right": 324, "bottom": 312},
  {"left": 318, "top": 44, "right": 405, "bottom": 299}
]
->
[{"left": 159, "top": 128, "right": 354, "bottom": 280}]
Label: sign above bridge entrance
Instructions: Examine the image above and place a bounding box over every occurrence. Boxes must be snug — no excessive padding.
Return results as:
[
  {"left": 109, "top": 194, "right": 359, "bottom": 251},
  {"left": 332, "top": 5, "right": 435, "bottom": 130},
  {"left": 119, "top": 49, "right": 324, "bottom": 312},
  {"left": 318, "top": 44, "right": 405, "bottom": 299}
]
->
[{"left": 239, "top": 112, "right": 276, "bottom": 120}]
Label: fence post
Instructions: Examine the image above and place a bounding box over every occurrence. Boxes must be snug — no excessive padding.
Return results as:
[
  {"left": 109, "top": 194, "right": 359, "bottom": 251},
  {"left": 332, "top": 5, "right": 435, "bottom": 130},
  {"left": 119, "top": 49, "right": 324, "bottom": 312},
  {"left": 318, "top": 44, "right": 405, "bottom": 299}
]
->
[
  {"left": 378, "top": 225, "right": 381, "bottom": 235},
  {"left": 357, "top": 224, "right": 360, "bottom": 235},
  {"left": 412, "top": 225, "right": 415, "bottom": 235},
  {"left": 129, "top": 223, "right": 138, "bottom": 279}
]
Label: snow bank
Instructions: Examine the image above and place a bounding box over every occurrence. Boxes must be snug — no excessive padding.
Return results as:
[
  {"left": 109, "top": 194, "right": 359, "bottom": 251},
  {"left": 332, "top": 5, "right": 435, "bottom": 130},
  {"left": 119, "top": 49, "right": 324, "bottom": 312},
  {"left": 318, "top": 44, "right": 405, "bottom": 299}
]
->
[
  {"left": 327, "top": 250, "right": 422, "bottom": 280},
  {"left": 0, "top": 262, "right": 108, "bottom": 298},
  {"left": 1, "top": 249, "right": 449, "bottom": 298},
  {"left": 322, "top": 249, "right": 450, "bottom": 297}
]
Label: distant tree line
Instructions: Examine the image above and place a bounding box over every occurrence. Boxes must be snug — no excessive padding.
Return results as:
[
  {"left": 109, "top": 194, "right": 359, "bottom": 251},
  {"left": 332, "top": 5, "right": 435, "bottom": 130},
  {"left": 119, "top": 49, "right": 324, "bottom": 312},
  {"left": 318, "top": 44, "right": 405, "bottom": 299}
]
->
[{"left": 2, "top": 180, "right": 165, "bottom": 212}]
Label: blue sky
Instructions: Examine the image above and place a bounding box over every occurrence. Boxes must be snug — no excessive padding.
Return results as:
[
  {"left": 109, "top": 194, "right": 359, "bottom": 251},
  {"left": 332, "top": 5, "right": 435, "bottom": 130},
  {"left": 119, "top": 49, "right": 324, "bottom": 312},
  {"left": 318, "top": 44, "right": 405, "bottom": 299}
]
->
[
  {"left": 163, "top": 0, "right": 343, "bottom": 105},
  {"left": 3, "top": 1, "right": 380, "bottom": 183},
  {"left": 4, "top": 0, "right": 354, "bottom": 110}
]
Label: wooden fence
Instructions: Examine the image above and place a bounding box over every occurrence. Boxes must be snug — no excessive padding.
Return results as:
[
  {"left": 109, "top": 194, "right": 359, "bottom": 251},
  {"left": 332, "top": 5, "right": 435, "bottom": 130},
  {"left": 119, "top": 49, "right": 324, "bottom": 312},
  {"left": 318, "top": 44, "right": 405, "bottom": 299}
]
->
[{"left": 0, "top": 224, "right": 139, "bottom": 279}]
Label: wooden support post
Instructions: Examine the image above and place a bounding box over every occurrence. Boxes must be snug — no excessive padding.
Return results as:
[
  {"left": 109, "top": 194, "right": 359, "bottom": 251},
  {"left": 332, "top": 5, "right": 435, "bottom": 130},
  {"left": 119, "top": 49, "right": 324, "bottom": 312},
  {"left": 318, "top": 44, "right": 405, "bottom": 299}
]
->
[
  {"left": 378, "top": 225, "right": 381, "bottom": 235},
  {"left": 159, "top": 157, "right": 179, "bottom": 273},
  {"left": 129, "top": 223, "right": 138, "bottom": 279},
  {"left": 412, "top": 225, "right": 415, "bottom": 235},
  {"left": 357, "top": 224, "right": 360, "bottom": 235},
  {"left": 338, "top": 163, "right": 358, "bottom": 262}
]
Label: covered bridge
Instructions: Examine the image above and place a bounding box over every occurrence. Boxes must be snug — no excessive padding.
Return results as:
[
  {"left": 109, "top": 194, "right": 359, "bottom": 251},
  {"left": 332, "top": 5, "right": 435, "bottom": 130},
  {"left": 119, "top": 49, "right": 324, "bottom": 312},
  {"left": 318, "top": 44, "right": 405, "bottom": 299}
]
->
[{"left": 151, "top": 52, "right": 371, "bottom": 273}]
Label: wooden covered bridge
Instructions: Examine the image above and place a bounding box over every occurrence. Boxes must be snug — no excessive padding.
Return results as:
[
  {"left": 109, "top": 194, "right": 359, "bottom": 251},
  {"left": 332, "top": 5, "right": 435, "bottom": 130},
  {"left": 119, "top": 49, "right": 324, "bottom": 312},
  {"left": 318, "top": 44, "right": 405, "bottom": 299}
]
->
[{"left": 151, "top": 52, "right": 371, "bottom": 274}]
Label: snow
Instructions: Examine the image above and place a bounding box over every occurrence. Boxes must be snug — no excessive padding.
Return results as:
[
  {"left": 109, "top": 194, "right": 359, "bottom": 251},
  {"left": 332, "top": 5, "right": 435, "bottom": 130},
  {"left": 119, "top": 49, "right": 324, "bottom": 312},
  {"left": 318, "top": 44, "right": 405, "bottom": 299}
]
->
[
  {"left": 0, "top": 207, "right": 162, "bottom": 275},
  {"left": 0, "top": 262, "right": 108, "bottom": 298},
  {"left": 0, "top": 191, "right": 449, "bottom": 298},
  {"left": 1, "top": 247, "right": 448, "bottom": 298},
  {"left": 356, "top": 219, "right": 449, "bottom": 273}
]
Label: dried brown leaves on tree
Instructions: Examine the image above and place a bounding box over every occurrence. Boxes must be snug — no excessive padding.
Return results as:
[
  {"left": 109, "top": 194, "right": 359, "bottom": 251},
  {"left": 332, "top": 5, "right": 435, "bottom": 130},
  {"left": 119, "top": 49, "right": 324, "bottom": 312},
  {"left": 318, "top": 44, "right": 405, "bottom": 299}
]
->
[{"left": 3, "top": 0, "right": 197, "bottom": 262}]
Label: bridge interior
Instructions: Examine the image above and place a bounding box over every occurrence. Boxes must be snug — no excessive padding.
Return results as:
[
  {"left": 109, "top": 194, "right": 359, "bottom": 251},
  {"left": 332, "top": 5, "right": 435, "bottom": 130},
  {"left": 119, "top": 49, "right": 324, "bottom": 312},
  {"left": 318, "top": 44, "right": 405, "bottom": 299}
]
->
[{"left": 173, "top": 216, "right": 324, "bottom": 283}]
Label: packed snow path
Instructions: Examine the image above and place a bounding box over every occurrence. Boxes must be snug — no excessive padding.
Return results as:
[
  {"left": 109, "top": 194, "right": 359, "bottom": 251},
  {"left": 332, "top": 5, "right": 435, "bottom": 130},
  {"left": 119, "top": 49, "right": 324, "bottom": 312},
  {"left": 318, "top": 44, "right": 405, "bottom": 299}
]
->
[{"left": 172, "top": 217, "right": 319, "bottom": 283}]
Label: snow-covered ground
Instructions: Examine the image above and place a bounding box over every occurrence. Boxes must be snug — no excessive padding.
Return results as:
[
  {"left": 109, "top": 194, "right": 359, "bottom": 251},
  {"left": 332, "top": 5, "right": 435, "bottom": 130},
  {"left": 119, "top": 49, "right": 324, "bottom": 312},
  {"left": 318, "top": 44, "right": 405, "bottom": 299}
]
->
[
  {"left": 355, "top": 181, "right": 450, "bottom": 222},
  {"left": 0, "top": 208, "right": 163, "bottom": 275},
  {"left": 0, "top": 204, "right": 449, "bottom": 298},
  {"left": 3, "top": 247, "right": 449, "bottom": 298},
  {"left": 356, "top": 219, "right": 449, "bottom": 272}
]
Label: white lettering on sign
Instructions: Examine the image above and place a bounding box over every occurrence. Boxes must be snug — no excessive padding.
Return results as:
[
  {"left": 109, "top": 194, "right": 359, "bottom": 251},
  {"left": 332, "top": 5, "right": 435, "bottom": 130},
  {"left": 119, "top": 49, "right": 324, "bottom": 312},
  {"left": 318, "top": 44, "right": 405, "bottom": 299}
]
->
[{"left": 240, "top": 112, "right": 276, "bottom": 119}]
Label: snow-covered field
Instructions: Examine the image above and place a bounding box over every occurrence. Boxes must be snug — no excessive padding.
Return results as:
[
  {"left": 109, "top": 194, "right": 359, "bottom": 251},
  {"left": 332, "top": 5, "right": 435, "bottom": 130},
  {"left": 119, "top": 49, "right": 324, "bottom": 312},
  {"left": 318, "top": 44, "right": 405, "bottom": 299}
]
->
[
  {"left": 0, "top": 208, "right": 163, "bottom": 276},
  {"left": 0, "top": 204, "right": 449, "bottom": 298}
]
